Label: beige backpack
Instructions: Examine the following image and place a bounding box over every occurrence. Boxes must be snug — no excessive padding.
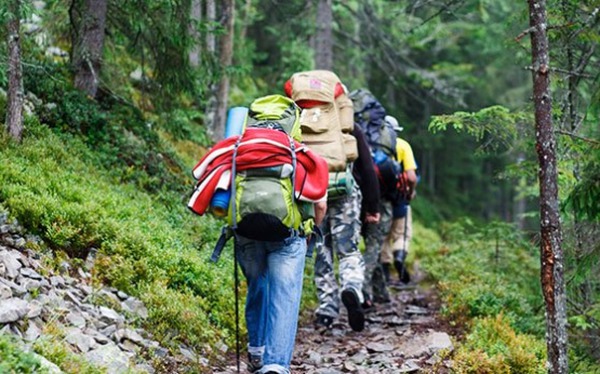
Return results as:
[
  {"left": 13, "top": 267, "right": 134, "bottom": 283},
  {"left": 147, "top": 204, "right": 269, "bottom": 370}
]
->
[{"left": 285, "top": 70, "right": 358, "bottom": 173}]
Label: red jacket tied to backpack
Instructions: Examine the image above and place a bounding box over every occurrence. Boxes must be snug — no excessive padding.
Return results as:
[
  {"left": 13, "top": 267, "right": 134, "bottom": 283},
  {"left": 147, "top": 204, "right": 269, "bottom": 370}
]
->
[{"left": 188, "top": 128, "right": 329, "bottom": 216}]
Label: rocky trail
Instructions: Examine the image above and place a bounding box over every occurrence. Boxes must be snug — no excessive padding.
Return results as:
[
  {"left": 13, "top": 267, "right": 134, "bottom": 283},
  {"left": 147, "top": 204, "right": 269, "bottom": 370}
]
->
[
  {"left": 1, "top": 209, "right": 456, "bottom": 374},
  {"left": 215, "top": 278, "right": 455, "bottom": 374}
]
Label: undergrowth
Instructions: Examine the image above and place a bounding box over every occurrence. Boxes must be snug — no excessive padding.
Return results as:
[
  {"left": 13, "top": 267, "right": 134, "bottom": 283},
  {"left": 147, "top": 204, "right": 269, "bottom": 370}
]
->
[
  {"left": 414, "top": 218, "right": 600, "bottom": 373},
  {"left": 0, "top": 120, "right": 238, "bottom": 357}
]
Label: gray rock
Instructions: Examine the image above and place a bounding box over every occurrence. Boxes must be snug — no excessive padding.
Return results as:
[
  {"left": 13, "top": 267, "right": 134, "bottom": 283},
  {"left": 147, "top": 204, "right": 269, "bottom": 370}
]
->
[
  {"left": 0, "top": 297, "right": 29, "bottom": 323},
  {"left": 20, "top": 267, "right": 42, "bottom": 280},
  {"left": 180, "top": 346, "right": 197, "bottom": 361},
  {"left": 428, "top": 332, "right": 453, "bottom": 353},
  {"left": 25, "top": 322, "right": 41, "bottom": 341},
  {"left": 13, "top": 238, "right": 26, "bottom": 249},
  {"left": 66, "top": 329, "right": 97, "bottom": 353},
  {"left": 366, "top": 342, "right": 394, "bottom": 353},
  {"left": 0, "top": 282, "right": 12, "bottom": 299},
  {"left": 22, "top": 278, "right": 41, "bottom": 291},
  {"left": 79, "top": 284, "right": 92, "bottom": 296},
  {"left": 119, "top": 340, "right": 139, "bottom": 352},
  {"left": 135, "top": 363, "right": 156, "bottom": 374},
  {"left": 26, "top": 300, "right": 43, "bottom": 318},
  {"left": 100, "top": 324, "right": 117, "bottom": 337},
  {"left": 116, "top": 291, "right": 128, "bottom": 300},
  {"left": 99, "top": 306, "right": 122, "bottom": 323},
  {"left": 98, "top": 289, "right": 121, "bottom": 305},
  {"left": 49, "top": 276, "right": 65, "bottom": 287},
  {"left": 34, "top": 354, "right": 63, "bottom": 374},
  {"left": 114, "top": 328, "right": 144, "bottom": 344},
  {"left": 66, "top": 311, "right": 87, "bottom": 328},
  {"left": 0, "top": 250, "right": 22, "bottom": 279},
  {"left": 64, "top": 291, "right": 83, "bottom": 308},
  {"left": 121, "top": 297, "right": 148, "bottom": 319},
  {"left": 85, "top": 343, "right": 131, "bottom": 373}
]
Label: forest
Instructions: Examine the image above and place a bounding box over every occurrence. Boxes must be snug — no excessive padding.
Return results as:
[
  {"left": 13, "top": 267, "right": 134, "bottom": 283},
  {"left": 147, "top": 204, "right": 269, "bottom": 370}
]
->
[{"left": 0, "top": 0, "right": 599, "bottom": 373}]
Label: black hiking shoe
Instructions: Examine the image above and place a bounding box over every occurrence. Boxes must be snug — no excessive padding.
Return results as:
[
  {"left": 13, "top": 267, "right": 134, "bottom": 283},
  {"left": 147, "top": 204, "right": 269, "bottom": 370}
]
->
[
  {"left": 341, "top": 288, "right": 365, "bottom": 332},
  {"left": 315, "top": 314, "right": 334, "bottom": 329},
  {"left": 393, "top": 250, "right": 411, "bottom": 284},
  {"left": 247, "top": 353, "right": 263, "bottom": 373}
]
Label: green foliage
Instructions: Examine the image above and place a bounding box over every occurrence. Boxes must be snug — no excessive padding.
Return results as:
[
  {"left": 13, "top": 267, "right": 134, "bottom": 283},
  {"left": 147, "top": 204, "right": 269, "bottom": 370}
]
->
[
  {"left": 0, "top": 120, "right": 237, "bottom": 350},
  {"left": 564, "top": 147, "right": 600, "bottom": 221},
  {"left": 33, "top": 328, "right": 108, "bottom": 374},
  {"left": 0, "top": 335, "right": 43, "bottom": 374},
  {"left": 428, "top": 106, "right": 529, "bottom": 153},
  {"left": 22, "top": 61, "right": 189, "bottom": 194},
  {"left": 452, "top": 314, "right": 546, "bottom": 374}
]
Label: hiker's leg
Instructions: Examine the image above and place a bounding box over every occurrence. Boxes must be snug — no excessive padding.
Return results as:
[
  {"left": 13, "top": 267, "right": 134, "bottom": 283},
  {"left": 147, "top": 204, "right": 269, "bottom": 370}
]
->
[
  {"left": 380, "top": 218, "right": 400, "bottom": 265},
  {"left": 391, "top": 206, "right": 412, "bottom": 284},
  {"left": 390, "top": 206, "right": 412, "bottom": 252},
  {"left": 404, "top": 206, "right": 413, "bottom": 252},
  {"left": 314, "top": 210, "right": 339, "bottom": 319},
  {"left": 334, "top": 186, "right": 364, "bottom": 302},
  {"left": 362, "top": 201, "right": 393, "bottom": 302},
  {"left": 361, "top": 220, "right": 379, "bottom": 300},
  {"left": 263, "top": 235, "right": 307, "bottom": 370},
  {"left": 236, "top": 236, "right": 268, "bottom": 355},
  {"left": 331, "top": 186, "right": 366, "bottom": 331}
]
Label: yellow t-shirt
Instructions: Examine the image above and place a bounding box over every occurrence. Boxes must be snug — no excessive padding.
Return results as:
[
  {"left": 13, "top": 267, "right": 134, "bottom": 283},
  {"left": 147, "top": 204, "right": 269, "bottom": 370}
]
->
[{"left": 396, "top": 138, "right": 417, "bottom": 171}]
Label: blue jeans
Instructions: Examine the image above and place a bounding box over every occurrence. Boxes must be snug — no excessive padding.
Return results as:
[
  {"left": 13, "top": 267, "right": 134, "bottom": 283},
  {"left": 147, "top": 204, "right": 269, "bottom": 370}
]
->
[{"left": 235, "top": 234, "right": 307, "bottom": 374}]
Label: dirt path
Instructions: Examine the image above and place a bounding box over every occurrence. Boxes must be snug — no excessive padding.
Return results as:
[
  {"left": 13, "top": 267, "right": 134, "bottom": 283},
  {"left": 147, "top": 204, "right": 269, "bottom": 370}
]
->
[
  {"left": 290, "top": 283, "right": 453, "bottom": 373},
  {"left": 214, "top": 279, "right": 455, "bottom": 374}
]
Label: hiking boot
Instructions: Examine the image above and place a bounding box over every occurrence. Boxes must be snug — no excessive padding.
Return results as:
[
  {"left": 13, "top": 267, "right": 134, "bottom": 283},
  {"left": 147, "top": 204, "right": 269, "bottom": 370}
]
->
[
  {"left": 361, "top": 292, "right": 375, "bottom": 313},
  {"left": 341, "top": 288, "right": 365, "bottom": 332},
  {"left": 393, "top": 250, "right": 411, "bottom": 284},
  {"left": 315, "top": 314, "right": 334, "bottom": 329},
  {"left": 247, "top": 353, "right": 263, "bottom": 373}
]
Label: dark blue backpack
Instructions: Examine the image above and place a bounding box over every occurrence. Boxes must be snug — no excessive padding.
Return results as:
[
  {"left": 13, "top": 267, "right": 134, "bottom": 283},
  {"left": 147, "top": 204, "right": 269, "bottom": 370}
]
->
[
  {"left": 349, "top": 88, "right": 397, "bottom": 156},
  {"left": 349, "top": 89, "right": 401, "bottom": 202}
]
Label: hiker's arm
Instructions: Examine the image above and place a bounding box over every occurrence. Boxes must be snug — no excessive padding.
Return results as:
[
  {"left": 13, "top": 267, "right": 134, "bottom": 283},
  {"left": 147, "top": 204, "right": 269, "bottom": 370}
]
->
[
  {"left": 406, "top": 169, "right": 417, "bottom": 200},
  {"left": 314, "top": 200, "right": 327, "bottom": 226}
]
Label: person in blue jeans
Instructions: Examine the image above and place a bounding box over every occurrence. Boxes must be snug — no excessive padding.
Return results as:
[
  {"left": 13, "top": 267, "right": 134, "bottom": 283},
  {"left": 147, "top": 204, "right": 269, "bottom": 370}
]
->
[{"left": 237, "top": 201, "right": 327, "bottom": 374}]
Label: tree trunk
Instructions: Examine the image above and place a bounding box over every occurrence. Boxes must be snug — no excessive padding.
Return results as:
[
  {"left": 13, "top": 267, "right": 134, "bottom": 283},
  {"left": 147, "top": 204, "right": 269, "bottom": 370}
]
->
[
  {"left": 206, "top": 0, "right": 216, "bottom": 53},
  {"left": 212, "top": 0, "right": 234, "bottom": 141},
  {"left": 314, "top": 0, "right": 333, "bottom": 70},
  {"left": 71, "top": 0, "right": 107, "bottom": 98},
  {"left": 204, "top": 0, "right": 218, "bottom": 137},
  {"left": 239, "top": 0, "right": 252, "bottom": 41},
  {"left": 6, "top": 0, "right": 24, "bottom": 142},
  {"left": 527, "top": 1, "right": 569, "bottom": 373},
  {"left": 188, "top": 0, "right": 202, "bottom": 68}
]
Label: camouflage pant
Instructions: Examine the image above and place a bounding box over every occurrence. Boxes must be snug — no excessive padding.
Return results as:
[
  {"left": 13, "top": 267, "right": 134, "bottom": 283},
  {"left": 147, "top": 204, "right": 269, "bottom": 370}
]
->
[
  {"left": 362, "top": 200, "right": 393, "bottom": 301},
  {"left": 314, "top": 184, "right": 365, "bottom": 318}
]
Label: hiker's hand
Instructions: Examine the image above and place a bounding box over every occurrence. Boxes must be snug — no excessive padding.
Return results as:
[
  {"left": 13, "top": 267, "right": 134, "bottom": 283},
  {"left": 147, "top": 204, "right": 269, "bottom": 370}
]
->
[
  {"left": 365, "top": 212, "right": 380, "bottom": 224},
  {"left": 314, "top": 200, "right": 327, "bottom": 226},
  {"left": 410, "top": 190, "right": 417, "bottom": 201}
]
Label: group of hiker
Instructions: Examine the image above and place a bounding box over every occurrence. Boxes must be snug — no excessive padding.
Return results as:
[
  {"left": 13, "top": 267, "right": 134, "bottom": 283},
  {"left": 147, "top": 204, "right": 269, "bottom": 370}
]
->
[{"left": 188, "top": 70, "right": 418, "bottom": 374}]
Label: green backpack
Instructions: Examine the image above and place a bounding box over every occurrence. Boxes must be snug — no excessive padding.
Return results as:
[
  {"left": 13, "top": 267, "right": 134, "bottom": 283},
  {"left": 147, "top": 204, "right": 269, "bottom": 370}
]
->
[{"left": 227, "top": 95, "right": 315, "bottom": 242}]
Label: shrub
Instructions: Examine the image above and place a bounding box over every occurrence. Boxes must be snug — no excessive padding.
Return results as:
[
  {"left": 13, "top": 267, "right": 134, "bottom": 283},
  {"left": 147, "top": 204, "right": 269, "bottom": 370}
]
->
[
  {"left": 452, "top": 314, "right": 546, "bottom": 374},
  {"left": 0, "top": 335, "right": 42, "bottom": 374}
]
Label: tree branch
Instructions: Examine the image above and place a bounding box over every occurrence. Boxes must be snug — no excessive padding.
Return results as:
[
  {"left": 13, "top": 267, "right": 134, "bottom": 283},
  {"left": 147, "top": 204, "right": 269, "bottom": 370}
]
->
[{"left": 556, "top": 130, "right": 600, "bottom": 145}]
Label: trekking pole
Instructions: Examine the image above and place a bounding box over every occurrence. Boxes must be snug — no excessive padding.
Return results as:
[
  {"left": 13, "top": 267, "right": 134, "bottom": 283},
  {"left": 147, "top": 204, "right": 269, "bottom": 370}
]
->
[
  {"left": 230, "top": 136, "right": 242, "bottom": 373},
  {"left": 401, "top": 207, "right": 410, "bottom": 283},
  {"left": 234, "top": 245, "right": 241, "bottom": 373}
]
